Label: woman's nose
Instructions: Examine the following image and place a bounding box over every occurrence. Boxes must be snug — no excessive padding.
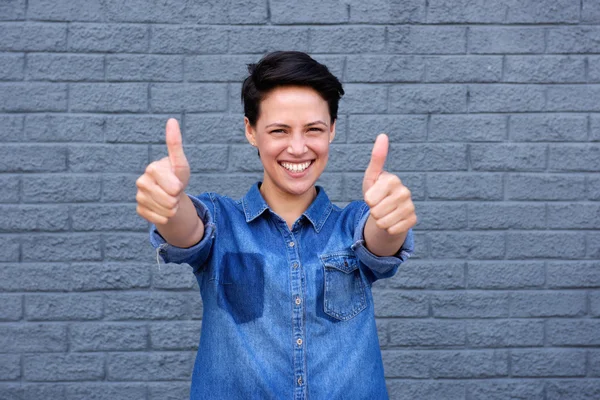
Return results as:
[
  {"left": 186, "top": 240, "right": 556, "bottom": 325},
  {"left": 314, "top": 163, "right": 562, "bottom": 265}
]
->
[{"left": 287, "top": 134, "right": 308, "bottom": 155}]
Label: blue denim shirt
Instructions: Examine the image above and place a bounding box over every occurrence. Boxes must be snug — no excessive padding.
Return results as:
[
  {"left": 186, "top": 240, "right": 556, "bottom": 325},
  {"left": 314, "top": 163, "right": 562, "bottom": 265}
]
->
[{"left": 150, "top": 183, "right": 414, "bottom": 400}]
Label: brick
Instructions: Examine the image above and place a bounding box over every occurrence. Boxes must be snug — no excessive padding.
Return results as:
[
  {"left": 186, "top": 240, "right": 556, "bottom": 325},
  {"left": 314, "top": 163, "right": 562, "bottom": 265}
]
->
[
  {"left": 0, "top": 205, "right": 69, "bottom": 232},
  {"left": 507, "top": 0, "right": 579, "bottom": 23},
  {"left": 0, "top": 23, "right": 67, "bottom": 51},
  {"left": 71, "top": 204, "right": 145, "bottom": 231},
  {"left": 102, "top": 174, "right": 138, "bottom": 202},
  {"left": 0, "top": 83, "right": 67, "bottom": 111},
  {"left": 510, "top": 114, "right": 587, "bottom": 141},
  {"left": 185, "top": 114, "right": 245, "bottom": 144},
  {"left": 426, "top": 56, "right": 501, "bottom": 83},
  {"left": 386, "top": 380, "right": 466, "bottom": 400},
  {"left": 0, "top": 354, "right": 20, "bottom": 379},
  {"left": 106, "top": 54, "right": 182, "bottom": 82},
  {"left": 547, "top": 380, "right": 600, "bottom": 400},
  {"left": 148, "top": 383, "right": 190, "bottom": 400},
  {"left": 340, "top": 84, "right": 387, "bottom": 113},
  {"left": 0, "top": 114, "right": 23, "bottom": 142},
  {"left": 186, "top": 0, "right": 267, "bottom": 24},
  {"left": 152, "top": 265, "right": 198, "bottom": 290},
  {"left": 271, "top": 0, "right": 347, "bottom": 23},
  {"left": 376, "top": 319, "right": 388, "bottom": 347},
  {"left": 471, "top": 144, "right": 546, "bottom": 171},
  {"left": 548, "top": 27, "right": 600, "bottom": 53},
  {"left": 387, "top": 320, "right": 465, "bottom": 347},
  {"left": 0, "top": 53, "right": 24, "bottom": 80},
  {"left": 22, "top": 174, "right": 101, "bottom": 203},
  {"left": 0, "top": 324, "right": 67, "bottom": 352},
  {"left": 430, "top": 350, "right": 508, "bottom": 378},
  {"left": 69, "top": 23, "right": 148, "bottom": 53},
  {"left": 469, "top": 203, "right": 545, "bottom": 229},
  {"left": 507, "top": 232, "right": 585, "bottom": 259},
  {"left": 505, "top": 56, "right": 585, "bottom": 83},
  {"left": 583, "top": 0, "right": 600, "bottom": 22},
  {"left": 2, "top": 383, "right": 66, "bottom": 399},
  {"left": 105, "top": 115, "right": 167, "bottom": 144},
  {"left": 548, "top": 204, "right": 600, "bottom": 229},
  {"left": 548, "top": 85, "right": 600, "bottom": 112},
  {"left": 547, "top": 261, "right": 600, "bottom": 288},
  {"left": 25, "top": 115, "right": 104, "bottom": 142},
  {"left": 346, "top": 55, "right": 423, "bottom": 82},
  {"left": 65, "top": 383, "right": 146, "bottom": 400},
  {"left": 547, "top": 320, "right": 600, "bottom": 346},
  {"left": 591, "top": 115, "right": 600, "bottom": 141},
  {"left": 432, "top": 292, "right": 509, "bottom": 318},
  {"left": 389, "top": 26, "right": 466, "bottom": 54},
  {"left": 592, "top": 351, "right": 600, "bottom": 375},
  {"left": 588, "top": 232, "right": 600, "bottom": 258},
  {"left": 104, "top": 233, "right": 161, "bottom": 262},
  {"left": 151, "top": 26, "right": 227, "bottom": 54},
  {"left": 385, "top": 260, "right": 464, "bottom": 289},
  {"left": 0, "top": 264, "right": 72, "bottom": 291},
  {"left": 0, "top": 295, "right": 22, "bottom": 321},
  {"left": 69, "top": 145, "right": 148, "bottom": 173},
  {"left": 71, "top": 323, "right": 147, "bottom": 351},
  {"left": 428, "top": 0, "right": 506, "bottom": 23},
  {"left": 0, "top": 145, "right": 67, "bottom": 172},
  {"left": 588, "top": 56, "right": 600, "bottom": 82},
  {"left": 469, "top": 27, "right": 545, "bottom": 54},
  {"left": 0, "top": 0, "right": 25, "bottom": 20},
  {"left": 28, "top": 0, "right": 105, "bottom": 21},
  {"left": 429, "top": 115, "right": 506, "bottom": 142},
  {"left": 467, "top": 261, "right": 544, "bottom": 289},
  {"left": 428, "top": 173, "right": 503, "bottom": 200},
  {"left": 466, "top": 319, "right": 544, "bottom": 348},
  {"left": 189, "top": 296, "right": 204, "bottom": 320},
  {"left": 0, "top": 176, "right": 19, "bottom": 203},
  {"left": 372, "top": 290, "right": 428, "bottom": 317},
  {"left": 70, "top": 83, "right": 147, "bottom": 112},
  {"left": 512, "top": 349, "right": 586, "bottom": 377},
  {"left": 27, "top": 54, "right": 103, "bottom": 81},
  {"left": 152, "top": 144, "right": 228, "bottom": 172},
  {"left": 186, "top": 55, "right": 255, "bottom": 82},
  {"left": 151, "top": 83, "right": 227, "bottom": 112},
  {"left": 105, "top": 292, "right": 190, "bottom": 320},
  {"left": 511, "top": 291, "right": 586, "bottom": 317},
  {"left": 2, "top": 236, "right": 20, "bottom": 262},
  {"left": 414, "top": 203, "right": 466, "bottom": 230},
  {"left": 310, "top": 27, "right": 385, "bottom": 53},
  {"left": 469, "top": 84, "right": 545, "bottom": 112},
  {"left": 389, "top": 84, "right": 467, "bottom": 113},
  {"left": 381, "top": 350, "right": 429, "bottom": 378},
  {"left": 348, "top": 0, "right": 426, "bottom": 23},
  {"left": 592, "top": 291, "right": 600, "bottom": 316},
  {"left": 22, "top": 234, "right": 103, "bottom": 262},
  {"left": 468, "top": 381, "right": 545, "bottom": 400},
  {"left": 549, "top": 144, "right": 600, "bottom": 172},
  {"left": 150, "top": 321, "right": 201, "bottom": 350},
  {"left": 589, "top": 176, "right": 600, "bottom": 200},
  {"left": 507, "top": 174, "right": 586, "bottom": 200},
  {"left": 107, "top": 352, "right": 194, "bottom": 381},
  {"left": 24, "top": 353, "right": 104, "bottom": 381},
  {"left": 228, "top": 27, "right": 309, "bottom": 54},
  {"left": 25, "top": 294, "right": 103, "bottom": 321},
  {"left": 228, "top": 82, "right": 243, "bottom": 113},
  {"left": 71, "top": 262, "right": 151, "bottom": 291},
  {"left": 430, "top": 231, "right": 505, "bottom": 260},
  {"left": 348, "top": 115, "right": 425, "bottom": 143}
]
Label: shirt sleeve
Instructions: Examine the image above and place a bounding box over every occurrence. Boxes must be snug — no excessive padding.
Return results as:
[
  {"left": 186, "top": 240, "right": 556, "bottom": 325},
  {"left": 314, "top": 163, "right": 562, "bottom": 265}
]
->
[
  {"left": 149, "top": 193, "right": 216, "bottom": 273},
  {"left": 350, "top": 202, "right": 415, "bottom": 281}
]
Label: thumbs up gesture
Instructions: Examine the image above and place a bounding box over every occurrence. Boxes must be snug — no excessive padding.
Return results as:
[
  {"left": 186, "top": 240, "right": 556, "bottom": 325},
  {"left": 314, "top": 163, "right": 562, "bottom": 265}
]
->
[
  {"left": 363, "top": 134, "right": 417, "bottom": 236},
  {"left": 136, "top": 118, "right": 190, "bottom": 225}
]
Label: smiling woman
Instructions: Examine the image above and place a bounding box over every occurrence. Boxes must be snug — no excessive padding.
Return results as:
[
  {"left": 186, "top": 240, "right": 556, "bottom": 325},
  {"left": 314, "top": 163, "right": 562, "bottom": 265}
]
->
[{"left": 135, "top": 51, "right": 416, "bottom": 400}]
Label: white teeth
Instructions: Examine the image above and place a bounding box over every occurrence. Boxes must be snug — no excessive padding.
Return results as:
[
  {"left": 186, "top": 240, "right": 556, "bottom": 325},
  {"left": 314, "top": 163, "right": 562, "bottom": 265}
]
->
[{"left": 281, "top": 161, "right": 311, "bottom": 173}]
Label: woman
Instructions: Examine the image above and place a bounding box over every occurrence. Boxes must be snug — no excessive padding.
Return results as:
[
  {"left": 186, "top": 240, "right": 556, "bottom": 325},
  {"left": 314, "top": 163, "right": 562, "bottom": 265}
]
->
[{"left": 136, "top": 51, "right": 417, "bottom": 399}]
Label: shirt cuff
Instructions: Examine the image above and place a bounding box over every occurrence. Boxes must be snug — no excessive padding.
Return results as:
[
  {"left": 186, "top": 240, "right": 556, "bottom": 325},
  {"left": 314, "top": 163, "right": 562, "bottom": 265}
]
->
[
  {"left": 149, "top": 194, "right": 215, "bottom": 269},
  {"left": 350, "top": 210, "right": 415, "bottom": 276}
]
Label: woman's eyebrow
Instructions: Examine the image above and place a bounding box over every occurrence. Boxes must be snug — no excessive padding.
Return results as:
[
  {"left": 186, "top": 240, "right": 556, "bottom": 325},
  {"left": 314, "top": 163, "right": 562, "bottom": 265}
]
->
[{"left": 265, "top": 120, "right": 328, "bottom": 129}]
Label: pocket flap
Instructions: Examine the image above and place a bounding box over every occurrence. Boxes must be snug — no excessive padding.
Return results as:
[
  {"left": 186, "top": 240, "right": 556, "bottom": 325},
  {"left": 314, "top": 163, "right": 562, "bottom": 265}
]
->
[{"left": 321, "top": 253, "right": 359, "bottom": 274}]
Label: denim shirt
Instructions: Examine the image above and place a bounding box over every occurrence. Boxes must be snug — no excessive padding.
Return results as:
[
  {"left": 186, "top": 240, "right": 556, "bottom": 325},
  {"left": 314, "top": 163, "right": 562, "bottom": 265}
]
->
[{"left": 149, "top": 183, "right": 414, "bottom": 400}]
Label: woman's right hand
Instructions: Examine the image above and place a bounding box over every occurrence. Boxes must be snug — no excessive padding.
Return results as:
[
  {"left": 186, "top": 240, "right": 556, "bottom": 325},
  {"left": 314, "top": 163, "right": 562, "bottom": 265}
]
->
[{"left": 136, "top": 118, "right": 190, "bottom": 226}]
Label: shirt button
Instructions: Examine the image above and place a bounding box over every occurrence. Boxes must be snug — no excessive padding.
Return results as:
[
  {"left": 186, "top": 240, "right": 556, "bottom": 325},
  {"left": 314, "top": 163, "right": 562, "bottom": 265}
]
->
[
  {"left": 288, "top": 241, "right": 295, "bottom": 248},
  {"left": 296, "top": 338, "right": 303, "bottom": 346},
  {"left": 297, "top": 376, "right": 303, "bottom": 386},
  {"left": 292, "top": 262, "right": 299, "bottom": 269},
  {"left": 295, "top": 297, "right": 301, "bottom": 305}
]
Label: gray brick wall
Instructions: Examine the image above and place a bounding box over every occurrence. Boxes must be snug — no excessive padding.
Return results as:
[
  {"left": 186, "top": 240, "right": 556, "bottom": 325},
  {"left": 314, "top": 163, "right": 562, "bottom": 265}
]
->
[{"left": 1, "top": 0, "right": 599, "bottom": 399}]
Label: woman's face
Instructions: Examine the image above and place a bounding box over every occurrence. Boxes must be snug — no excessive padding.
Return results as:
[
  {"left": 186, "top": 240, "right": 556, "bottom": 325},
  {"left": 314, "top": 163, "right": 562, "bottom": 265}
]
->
[{"left": 245, "top": 85, "right": 336, "bottom": 198}]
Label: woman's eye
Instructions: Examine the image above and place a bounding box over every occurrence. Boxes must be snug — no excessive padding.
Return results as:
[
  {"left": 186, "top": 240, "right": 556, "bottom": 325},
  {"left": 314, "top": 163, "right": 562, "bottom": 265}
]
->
[
  {"left": 309, "top": 128, "right": 323, "bottom": 132},
  {"left": 270, "top": 129, "right": 286, "bottom": 134}
]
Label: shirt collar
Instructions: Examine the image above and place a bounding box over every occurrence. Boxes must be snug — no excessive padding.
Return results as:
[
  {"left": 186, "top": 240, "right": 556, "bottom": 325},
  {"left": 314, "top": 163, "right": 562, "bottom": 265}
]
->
[{"left": 242, "top": 182, "right": 333, "bottom": 233}]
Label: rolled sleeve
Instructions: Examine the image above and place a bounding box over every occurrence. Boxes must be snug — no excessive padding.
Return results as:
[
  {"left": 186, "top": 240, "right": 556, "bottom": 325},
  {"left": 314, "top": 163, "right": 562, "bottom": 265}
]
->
[
  {"left": 149, "top": 194, "right": 216, "bottom": 272},
  {"left": 351, "top": 207, "right": 414, "bottom": 280}
]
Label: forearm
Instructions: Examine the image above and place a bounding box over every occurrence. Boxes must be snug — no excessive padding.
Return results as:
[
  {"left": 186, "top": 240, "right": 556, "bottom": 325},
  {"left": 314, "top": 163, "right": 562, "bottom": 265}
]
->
[
  {"left": 155, "top": 194, "right": 204, "bottom": 248},
  {"left": 363, "top": 214, "right": 408, "bottom": 257}
]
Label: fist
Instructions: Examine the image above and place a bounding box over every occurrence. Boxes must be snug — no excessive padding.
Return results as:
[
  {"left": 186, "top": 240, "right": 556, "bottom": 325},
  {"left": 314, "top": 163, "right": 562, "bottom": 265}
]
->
[
  {"left": 136, "top": 118, "right": 190, "bottom": 225},
  {"left": 362, "top": 134, "right": 417, "bottom": 236}
]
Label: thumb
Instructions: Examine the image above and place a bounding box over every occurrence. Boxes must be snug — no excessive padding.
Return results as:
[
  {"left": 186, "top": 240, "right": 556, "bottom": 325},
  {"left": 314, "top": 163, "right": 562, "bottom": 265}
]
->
[
  {"left": 363, "top": 133, "right": 389, "bottom": 189},
  {"left": 165, "top": 118, "right": 188, "bottom": 178}
]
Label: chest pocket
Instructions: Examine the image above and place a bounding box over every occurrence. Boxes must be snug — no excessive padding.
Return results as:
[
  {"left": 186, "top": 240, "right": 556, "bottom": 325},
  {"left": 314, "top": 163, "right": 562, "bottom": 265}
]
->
[{"left": 320, "top": 253, "right": 367, "bottom": 321}]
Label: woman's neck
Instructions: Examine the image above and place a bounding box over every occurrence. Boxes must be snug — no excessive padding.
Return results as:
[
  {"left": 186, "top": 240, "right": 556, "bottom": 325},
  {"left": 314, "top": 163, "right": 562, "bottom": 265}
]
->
[{"left": 259, "top": 181, "right": 317, "bottom": 229}]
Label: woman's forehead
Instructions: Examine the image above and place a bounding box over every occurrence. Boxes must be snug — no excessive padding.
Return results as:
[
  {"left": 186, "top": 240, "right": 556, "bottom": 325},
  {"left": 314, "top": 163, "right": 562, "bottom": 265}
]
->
[{"left": 259, "top": 86, "right": 330, "bottom": 123}]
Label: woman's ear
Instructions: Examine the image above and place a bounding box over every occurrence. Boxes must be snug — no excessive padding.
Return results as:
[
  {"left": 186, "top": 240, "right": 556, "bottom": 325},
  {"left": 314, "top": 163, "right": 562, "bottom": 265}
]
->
[
  {"left": 329, "top": 119, "right": 337, "bottom": 144},
  {"left": 244, "top": 117, "right": 257, "bottom": 147}
]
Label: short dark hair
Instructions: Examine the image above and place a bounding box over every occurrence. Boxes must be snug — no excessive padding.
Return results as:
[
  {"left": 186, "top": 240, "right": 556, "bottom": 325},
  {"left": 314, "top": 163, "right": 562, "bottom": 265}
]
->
[{"left": 241, "top": 51, "right": 344, "bottom": 126}]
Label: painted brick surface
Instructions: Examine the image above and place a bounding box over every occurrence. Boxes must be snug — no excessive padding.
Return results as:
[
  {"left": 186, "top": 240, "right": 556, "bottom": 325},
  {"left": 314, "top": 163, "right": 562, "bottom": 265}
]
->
[{"left": 1, "top": 1, "right": 598, "bottom": 399}]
